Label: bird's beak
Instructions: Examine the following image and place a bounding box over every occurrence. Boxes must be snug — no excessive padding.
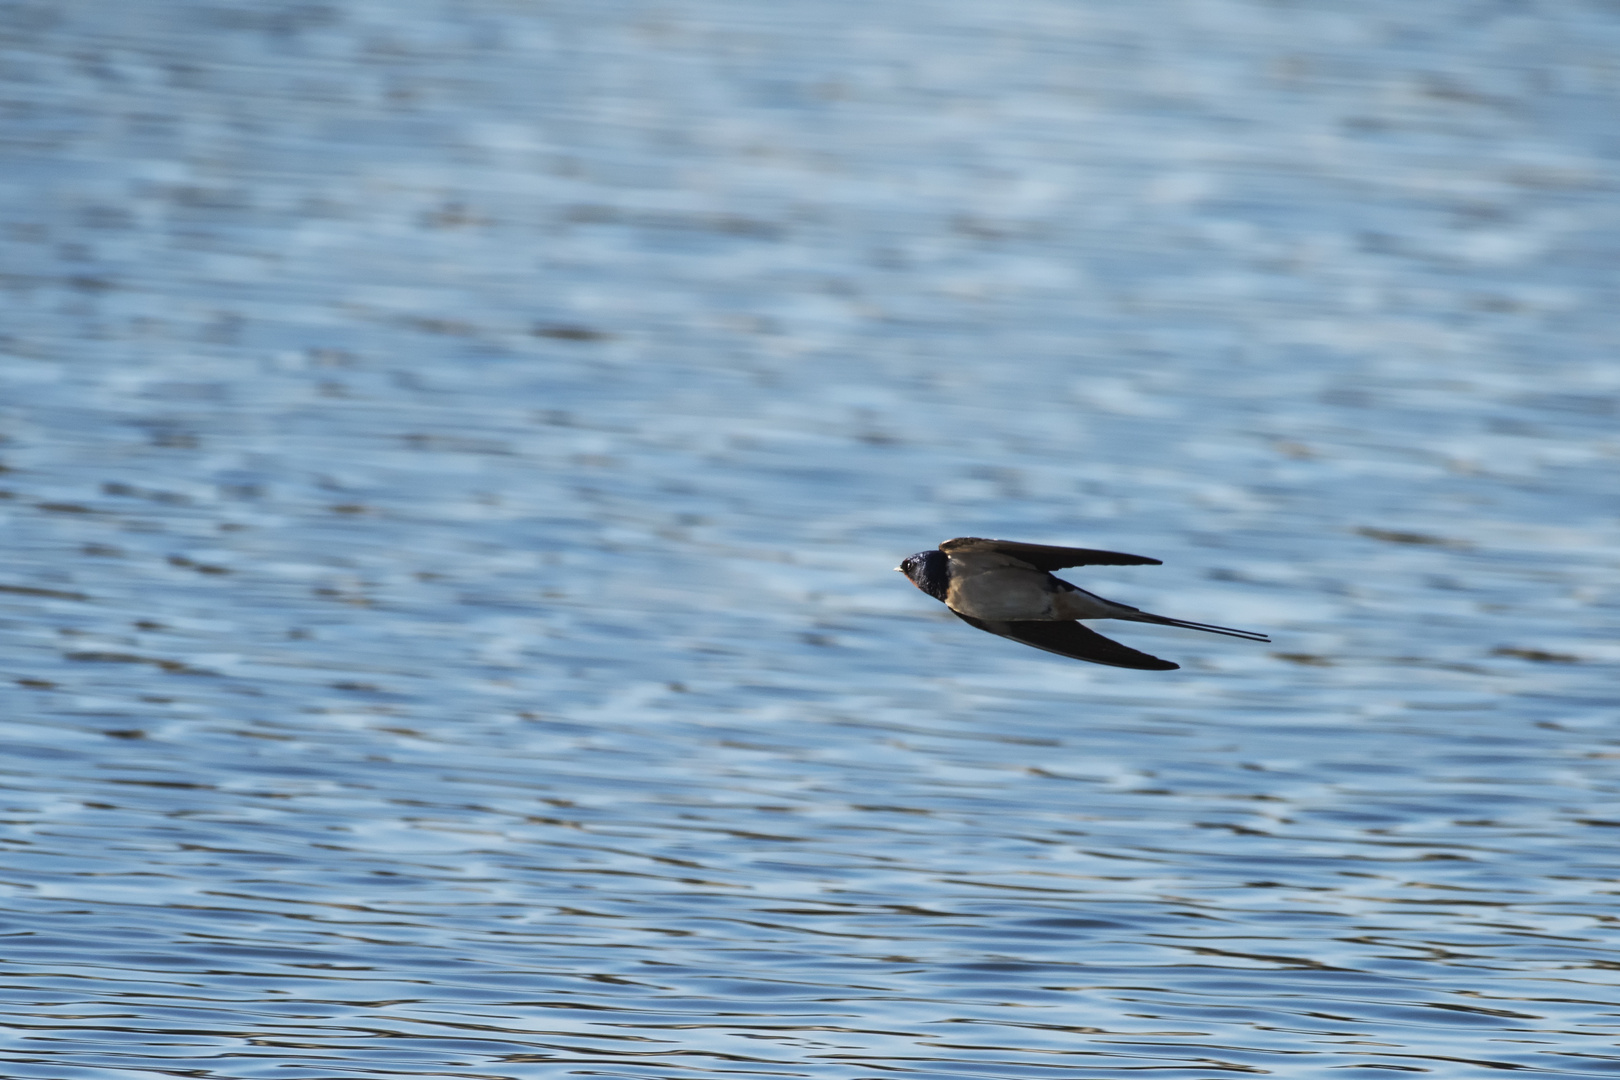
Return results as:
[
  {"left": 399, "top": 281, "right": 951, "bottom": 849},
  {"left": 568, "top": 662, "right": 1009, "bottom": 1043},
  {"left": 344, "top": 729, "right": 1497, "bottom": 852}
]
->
[{"left": 893, "top": 566, "right": 903, "bottom": 572}]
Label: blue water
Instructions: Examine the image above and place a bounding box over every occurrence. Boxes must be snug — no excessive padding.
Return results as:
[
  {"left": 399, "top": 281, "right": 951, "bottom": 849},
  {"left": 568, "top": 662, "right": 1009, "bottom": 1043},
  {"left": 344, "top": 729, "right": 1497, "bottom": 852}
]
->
[{"left": 2, "top": 1, "right": 1619, "bottom": 1076}]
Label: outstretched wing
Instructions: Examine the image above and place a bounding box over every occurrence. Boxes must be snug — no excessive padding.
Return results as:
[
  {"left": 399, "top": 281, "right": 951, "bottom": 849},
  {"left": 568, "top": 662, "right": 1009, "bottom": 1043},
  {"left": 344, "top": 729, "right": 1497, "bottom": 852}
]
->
[
  {"left": 940, "top": 537, "right": 1161, "bottom": 570},
  {"left": 953, "top": 612, "right": 1179, "bottom": 671}
]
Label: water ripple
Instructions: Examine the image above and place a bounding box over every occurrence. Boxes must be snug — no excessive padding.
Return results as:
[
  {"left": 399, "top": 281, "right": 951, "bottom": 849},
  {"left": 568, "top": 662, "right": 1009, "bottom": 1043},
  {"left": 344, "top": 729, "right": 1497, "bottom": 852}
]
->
[{"left": 3, "top": 0, "right": 1620, "bottom": 1076}]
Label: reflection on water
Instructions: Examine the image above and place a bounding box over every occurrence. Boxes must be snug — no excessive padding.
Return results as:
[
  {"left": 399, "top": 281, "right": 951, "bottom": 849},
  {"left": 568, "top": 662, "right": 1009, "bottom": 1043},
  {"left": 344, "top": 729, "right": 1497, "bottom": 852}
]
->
[{"left": 2, "top": 0, "right": 1619, "bottom": 1076}]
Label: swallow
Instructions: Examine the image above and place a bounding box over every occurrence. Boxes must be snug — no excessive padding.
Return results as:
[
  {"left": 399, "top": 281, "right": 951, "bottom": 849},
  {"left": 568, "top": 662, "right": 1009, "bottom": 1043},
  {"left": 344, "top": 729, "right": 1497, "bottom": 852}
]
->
[{"left": 897, "top": 537, "right": 1269, "bottom": 671}]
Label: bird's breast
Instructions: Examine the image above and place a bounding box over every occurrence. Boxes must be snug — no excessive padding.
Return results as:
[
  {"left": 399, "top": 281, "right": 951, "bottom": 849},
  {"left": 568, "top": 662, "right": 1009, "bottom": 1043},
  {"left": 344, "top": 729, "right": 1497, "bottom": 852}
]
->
[{"left": 946, "top": 568, "right": 1060, "bottom": 620}]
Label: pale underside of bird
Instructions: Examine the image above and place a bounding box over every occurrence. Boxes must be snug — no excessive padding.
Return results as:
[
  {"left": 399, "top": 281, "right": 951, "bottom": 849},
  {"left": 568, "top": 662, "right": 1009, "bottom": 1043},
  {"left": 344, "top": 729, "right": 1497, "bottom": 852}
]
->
[{"left": 897, "top": 536, "right": 1270, "bottom": 671}]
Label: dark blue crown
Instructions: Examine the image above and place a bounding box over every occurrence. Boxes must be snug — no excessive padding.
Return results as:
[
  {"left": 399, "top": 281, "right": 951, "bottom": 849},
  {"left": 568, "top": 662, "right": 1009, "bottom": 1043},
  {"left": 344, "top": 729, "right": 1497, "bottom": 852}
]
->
[{"left": 901, "top": 549, "right": 950, "bottom": 602}]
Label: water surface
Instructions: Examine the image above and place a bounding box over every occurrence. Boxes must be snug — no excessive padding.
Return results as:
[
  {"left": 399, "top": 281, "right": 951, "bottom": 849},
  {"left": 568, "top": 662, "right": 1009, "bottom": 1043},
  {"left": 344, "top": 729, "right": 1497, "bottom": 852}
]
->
[{"left": 2, "top": 1, "right": 1619, "bottom": 1076}]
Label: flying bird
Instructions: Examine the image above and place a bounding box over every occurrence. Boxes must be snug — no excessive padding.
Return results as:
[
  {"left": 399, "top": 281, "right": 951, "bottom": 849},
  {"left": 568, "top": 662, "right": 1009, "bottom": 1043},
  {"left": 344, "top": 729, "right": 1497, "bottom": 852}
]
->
[{"left": 897, "top": 537, "right": 1269, "bottom": 671}]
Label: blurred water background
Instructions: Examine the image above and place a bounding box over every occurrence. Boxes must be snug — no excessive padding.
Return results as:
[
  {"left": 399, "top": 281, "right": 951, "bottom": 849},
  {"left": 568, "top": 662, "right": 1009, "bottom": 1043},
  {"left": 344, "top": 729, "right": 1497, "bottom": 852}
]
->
[{"left": 2, "top": 1, "right": 1619, "bottom": 1076}]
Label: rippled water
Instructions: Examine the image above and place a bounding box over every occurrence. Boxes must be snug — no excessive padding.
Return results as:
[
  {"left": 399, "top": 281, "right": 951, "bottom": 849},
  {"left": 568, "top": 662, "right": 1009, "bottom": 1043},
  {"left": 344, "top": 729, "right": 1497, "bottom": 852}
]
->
[{"left": 3, "top": 1, "right": 1619, "bottom": 1076}]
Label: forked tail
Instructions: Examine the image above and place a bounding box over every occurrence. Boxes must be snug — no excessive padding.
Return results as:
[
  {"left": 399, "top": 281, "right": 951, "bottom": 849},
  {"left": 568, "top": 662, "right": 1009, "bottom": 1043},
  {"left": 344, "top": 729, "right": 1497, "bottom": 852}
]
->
[{"left": 1130, "top": 612, "right": 1271, "bottom": 643}]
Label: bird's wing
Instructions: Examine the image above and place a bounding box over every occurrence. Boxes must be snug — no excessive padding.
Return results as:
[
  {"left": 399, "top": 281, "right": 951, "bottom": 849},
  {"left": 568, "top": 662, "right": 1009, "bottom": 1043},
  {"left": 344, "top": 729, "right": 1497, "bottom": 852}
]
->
[
  {"left": 940, "top": 537, "right": 1161, "bottom": 570},
  {"left": 953, "top": 612, "right": 1179, "bottom": 671}
]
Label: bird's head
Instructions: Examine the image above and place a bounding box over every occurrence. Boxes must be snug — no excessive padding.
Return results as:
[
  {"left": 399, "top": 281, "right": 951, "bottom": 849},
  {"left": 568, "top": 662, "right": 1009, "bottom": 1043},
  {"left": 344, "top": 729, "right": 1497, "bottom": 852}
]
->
[{"left": 897, "top": 549, "right": 950, "bottom": 602}]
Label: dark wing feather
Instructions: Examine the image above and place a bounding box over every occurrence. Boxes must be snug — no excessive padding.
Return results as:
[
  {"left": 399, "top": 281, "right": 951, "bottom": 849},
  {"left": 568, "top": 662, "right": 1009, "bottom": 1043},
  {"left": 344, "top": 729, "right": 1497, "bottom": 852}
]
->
[
  {"left": 953, "top": 612, "right": 1179, "bottom": 671},
  {"left": 940, "top": 537, "right": 1161, "bottom": 570}
]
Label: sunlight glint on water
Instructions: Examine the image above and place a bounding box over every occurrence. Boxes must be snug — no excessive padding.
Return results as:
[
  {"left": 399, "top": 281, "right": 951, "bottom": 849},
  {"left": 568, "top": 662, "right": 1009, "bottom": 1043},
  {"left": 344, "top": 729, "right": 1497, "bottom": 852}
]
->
[{"left": 1, "top": 1, "right": 1618, "bottom": 1077}]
